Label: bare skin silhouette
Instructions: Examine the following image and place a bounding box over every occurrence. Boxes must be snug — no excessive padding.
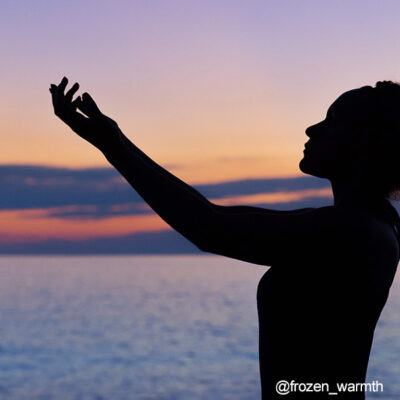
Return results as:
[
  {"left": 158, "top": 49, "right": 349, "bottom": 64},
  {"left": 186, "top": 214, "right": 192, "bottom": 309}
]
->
[{"left": 50, "top": 77, "right": 400, "bottom": 399}]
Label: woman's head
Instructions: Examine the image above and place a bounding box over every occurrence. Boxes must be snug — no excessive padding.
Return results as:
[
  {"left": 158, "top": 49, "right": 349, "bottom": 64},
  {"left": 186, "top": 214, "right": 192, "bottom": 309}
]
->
[{"left": 300, "top": 81, "right": 400, "bottom": 200}]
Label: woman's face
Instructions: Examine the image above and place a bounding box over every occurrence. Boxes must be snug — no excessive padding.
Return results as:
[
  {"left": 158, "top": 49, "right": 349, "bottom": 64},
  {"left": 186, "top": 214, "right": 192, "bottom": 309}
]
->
[{"left": 299, "top": 88, "right": 373, "bottom": 180}]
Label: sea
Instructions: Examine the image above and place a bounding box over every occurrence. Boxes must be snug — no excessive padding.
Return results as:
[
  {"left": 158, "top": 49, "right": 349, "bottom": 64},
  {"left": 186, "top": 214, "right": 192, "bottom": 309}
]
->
[{"left": 0, "top": 255, "right": 398, "bottom": 400}]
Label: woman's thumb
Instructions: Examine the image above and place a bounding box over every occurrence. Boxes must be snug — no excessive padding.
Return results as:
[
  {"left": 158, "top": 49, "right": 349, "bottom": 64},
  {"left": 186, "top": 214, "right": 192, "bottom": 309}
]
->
[{"left": 79, "top": 92, "right": 102, "bottom": 118}]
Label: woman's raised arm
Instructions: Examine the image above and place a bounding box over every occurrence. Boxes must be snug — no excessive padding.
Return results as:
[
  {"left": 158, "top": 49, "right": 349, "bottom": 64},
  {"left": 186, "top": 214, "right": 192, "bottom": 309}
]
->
[
  {"left": 50, "top": 77, "right": 219, "bottom": 250},
  {"left": 50, "top": 77, "right": 345, "bottom": 267}
]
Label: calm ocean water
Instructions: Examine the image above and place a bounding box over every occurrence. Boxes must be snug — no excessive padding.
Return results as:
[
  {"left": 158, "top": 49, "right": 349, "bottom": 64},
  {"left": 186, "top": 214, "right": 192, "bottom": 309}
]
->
[{"left": 0, "top": 255, "right": 398, "bottom": 400}]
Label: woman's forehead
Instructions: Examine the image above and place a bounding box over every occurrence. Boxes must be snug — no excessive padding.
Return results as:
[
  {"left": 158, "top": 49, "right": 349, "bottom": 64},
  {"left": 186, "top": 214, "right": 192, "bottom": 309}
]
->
[{"left": 328, "top": 88, "right": 374, "bottom": 115}]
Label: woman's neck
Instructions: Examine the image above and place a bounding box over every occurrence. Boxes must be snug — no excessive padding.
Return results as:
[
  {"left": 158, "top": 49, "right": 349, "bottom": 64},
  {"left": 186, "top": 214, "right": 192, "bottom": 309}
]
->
[{"left": 330, "top": 179, "right": 386, "bottom": 209}]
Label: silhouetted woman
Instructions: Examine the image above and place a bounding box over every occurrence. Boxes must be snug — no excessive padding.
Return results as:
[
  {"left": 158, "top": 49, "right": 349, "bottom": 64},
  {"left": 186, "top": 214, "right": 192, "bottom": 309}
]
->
[{"left": 50, "top": 78, "right": 400, "bottom": 399}]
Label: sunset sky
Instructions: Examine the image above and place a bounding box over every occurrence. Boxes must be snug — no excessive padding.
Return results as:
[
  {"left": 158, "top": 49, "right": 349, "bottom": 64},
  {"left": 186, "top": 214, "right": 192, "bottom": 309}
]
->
[{"left": 1, "top": 1, "right": 400, "bottom": 252}]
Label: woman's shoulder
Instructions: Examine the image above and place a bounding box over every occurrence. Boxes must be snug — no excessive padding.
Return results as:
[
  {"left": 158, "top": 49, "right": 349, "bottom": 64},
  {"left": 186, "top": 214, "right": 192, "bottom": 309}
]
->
[
  {"left": 323, "top": 203, "right": 399, "bottom": 265},
  {"left": 302, "top": 204, "right": 397, "bottom": 252},
  {"left": 297, "top": 205, "right": 364, "bottom": 233},
  {"left": 309, "top": 203, "right": 396, "bottom": 231}
]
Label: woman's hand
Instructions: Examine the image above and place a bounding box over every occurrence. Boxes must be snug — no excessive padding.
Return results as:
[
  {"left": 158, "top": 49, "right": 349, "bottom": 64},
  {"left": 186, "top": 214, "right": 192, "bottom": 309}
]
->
[{"left": 49, "top": 77, "right": 123, "bottom": 151}]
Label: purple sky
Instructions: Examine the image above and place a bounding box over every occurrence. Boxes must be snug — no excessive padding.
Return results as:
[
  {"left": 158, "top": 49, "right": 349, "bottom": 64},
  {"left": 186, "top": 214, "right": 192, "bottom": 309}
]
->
[{"left": 1, "top": 1, "right": 400, "bottom": 182}]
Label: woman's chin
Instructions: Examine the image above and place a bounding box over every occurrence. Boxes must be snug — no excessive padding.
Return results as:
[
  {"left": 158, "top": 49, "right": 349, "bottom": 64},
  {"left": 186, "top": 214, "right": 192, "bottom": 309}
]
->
[
  {"left": 299, "top": 157, "right": 319, "bottom": 177},
  {"left": 299, "top": 157, "right": 309, "bottom": 174},
  {"left": 299, "top": 159, "right": 329, "bottom": 180}
]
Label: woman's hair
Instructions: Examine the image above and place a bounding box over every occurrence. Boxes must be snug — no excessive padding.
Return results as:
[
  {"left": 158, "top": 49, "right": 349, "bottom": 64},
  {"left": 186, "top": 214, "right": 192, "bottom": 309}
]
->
[{"left": 358, "top": 80, "right": 400, "bottom": 201}]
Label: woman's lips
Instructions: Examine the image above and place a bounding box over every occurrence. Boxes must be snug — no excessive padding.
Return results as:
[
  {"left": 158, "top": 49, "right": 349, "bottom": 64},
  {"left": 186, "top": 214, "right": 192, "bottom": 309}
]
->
[{"left": 304, "top": 141, "right": 312, "bottom": 151}]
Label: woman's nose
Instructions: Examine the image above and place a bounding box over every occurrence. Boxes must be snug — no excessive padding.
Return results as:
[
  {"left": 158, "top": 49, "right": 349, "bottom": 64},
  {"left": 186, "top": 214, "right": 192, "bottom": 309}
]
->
[
  {"left": 305, "top": 125, "right": 314, "bottom": 138},
  {"left": 305, "top": 122, "right": 321, "bottom": 138}
]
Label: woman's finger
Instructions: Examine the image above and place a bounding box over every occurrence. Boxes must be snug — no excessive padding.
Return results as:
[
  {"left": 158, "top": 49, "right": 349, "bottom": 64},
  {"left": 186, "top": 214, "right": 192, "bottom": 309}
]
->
[
  {"left": 50, "top": 81, "right": 74, "bottom": 118},
  {"left": 65, "top": 82, "right": 80, "bottom": 103},
  {"left": 49, "top": 84, "right": 57, "bottom": 98},
  {"left": 71, "top": 96, "right": 82, "bottom": 110},
  {"left": 49, "top": 84, "right": 59, "bottom": 109},
  {"left": 81, "top": 92, "right": 102, "bottom": 117},
  {"left": 57, "top": 76, "right": 68, "bottom": 95}
]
